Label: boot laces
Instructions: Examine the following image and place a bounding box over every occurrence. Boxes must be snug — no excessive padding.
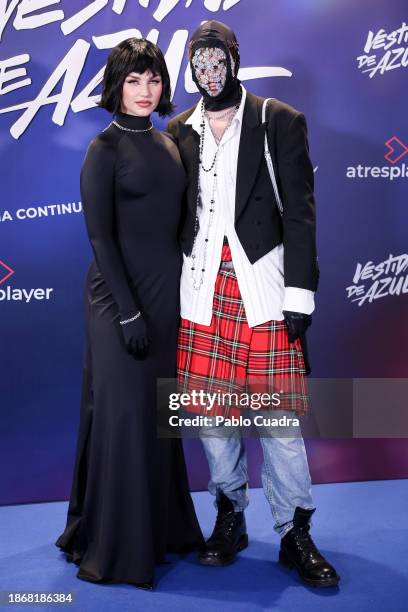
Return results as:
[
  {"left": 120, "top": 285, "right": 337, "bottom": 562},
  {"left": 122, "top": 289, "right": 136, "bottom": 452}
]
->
[
  {"left": 293, "top": 527, "right": 319, "bottom": 556},
  {"left": 211, "top": 510, "right": 238, "bottom": 541}
]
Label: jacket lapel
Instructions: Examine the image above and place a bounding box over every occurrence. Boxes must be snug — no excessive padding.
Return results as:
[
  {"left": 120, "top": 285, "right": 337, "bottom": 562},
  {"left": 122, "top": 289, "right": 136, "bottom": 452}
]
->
[
  {"left": 178, "top": 121, "right": 200, "bottom": 216},
  {"left": 235, "top": 91, "right": 267, "bottom": 222},
  {"left": 177, "top": 92, "right": 266, "bottom": 223}
]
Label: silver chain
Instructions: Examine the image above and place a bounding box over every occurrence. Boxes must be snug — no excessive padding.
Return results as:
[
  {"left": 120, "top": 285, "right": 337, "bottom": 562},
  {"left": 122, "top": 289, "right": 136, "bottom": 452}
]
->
[
  {"left": 119, "top": 312, "right": 141, "bottom": 325},
  {"left": 111, "top": 120, "right": 153, "bottom": 133},
  {"left": 206, "top": 107, "right": 237, "bottom": 122}
]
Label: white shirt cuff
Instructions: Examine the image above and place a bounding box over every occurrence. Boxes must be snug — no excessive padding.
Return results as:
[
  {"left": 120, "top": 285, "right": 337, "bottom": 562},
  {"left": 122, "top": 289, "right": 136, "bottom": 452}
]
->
[{"left": 282, "top": 287, "right": 315, "bottom": 315}]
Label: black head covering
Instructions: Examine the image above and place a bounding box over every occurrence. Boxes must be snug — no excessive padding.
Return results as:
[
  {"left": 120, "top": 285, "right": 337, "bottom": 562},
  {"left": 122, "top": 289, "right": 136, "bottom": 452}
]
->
[{"left": 189, "top": 20, "right": 241, "bottom": 111}]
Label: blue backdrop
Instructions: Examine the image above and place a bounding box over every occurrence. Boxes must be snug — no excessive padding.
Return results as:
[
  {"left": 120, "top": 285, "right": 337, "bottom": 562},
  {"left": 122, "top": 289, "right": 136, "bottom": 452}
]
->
[{"left": 1, "top": 0, "right": 407, "bottom": 505}]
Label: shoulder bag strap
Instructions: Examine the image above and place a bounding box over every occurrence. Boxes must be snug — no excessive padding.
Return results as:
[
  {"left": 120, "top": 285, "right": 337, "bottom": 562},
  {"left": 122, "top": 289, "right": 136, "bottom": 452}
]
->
[{"left": 262, "top": 98, "right": 283, "bottom": 216}]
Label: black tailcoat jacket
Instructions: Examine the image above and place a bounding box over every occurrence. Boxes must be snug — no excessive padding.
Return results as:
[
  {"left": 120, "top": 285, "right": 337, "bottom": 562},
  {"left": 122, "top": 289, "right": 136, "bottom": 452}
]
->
[{"left": 167, "top": 90, "right": 319, "bottom": 292}]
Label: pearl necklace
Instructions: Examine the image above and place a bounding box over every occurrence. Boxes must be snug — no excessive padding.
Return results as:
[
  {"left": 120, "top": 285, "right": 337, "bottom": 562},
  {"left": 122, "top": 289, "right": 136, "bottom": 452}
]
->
[{"left": 190, "top": 100, "right": 239, "bottom": 290}]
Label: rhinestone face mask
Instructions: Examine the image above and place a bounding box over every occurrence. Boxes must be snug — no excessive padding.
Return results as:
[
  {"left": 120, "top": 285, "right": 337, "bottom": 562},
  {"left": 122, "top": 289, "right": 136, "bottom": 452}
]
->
[{"left": 191, "top": 47, "right": 228, "bottom": 97}]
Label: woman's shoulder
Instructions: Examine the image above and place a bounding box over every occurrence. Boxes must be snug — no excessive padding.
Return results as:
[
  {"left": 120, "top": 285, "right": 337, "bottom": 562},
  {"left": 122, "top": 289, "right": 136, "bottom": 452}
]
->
[
  {"left": 89, "top": 122, "right": 120, "bottom": 149},
  {"left": 84, "top": 124, "right": 121, "bottom": 162}
]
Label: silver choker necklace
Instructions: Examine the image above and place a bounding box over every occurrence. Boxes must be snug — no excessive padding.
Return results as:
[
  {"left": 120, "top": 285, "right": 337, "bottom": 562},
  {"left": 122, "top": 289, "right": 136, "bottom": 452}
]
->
[
  {"left": 111, "top": 120, "right": 153, "bottom": 133},
  {"left": 205, "top": 106, "right": 237, "bottom": 122}
]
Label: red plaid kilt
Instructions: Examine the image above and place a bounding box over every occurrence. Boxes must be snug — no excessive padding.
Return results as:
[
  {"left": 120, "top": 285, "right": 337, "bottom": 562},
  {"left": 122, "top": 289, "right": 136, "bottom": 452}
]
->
[{"left": 177, "top": 244, "right": 310, "bottom": 418}]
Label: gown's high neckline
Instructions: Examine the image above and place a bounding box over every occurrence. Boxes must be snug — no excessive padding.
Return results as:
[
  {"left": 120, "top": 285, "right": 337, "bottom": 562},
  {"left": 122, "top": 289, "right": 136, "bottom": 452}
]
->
[{"left": 114, "top": 111, "right": 152, "bottom": 130}]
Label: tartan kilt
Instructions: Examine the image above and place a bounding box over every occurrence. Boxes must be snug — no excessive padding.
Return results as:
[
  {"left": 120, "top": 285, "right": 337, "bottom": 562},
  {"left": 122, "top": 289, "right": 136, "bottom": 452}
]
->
[{"left": 177, "top": 244, "right": 310, "bottom": 418}]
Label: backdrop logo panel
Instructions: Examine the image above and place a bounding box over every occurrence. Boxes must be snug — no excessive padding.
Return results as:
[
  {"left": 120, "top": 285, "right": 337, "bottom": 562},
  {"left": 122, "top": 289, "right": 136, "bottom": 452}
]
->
[
  {"left": 0, "top": 0, "right": 290, "bottom": 140},
  {"left": 346, "top": 254, "right": 408, "bottom": 307},
  {"left": 384, "top": 136, "right": 408, "bottom": 164},
  {"left": 0, "top": 201, "right": 83, "bottom": 224},
  {"left": 346, "top": 137, "right": 408, "bottom": 180},
  {"left": 356, "top": 21, "right": 408, "bottom": 78},
  {"left": 1, "top": 0, "right": 407, "bottom": 505},
  {"left": 0, "top": 262, "right": 54, "bottom": 303},
  {"left": 0, "top": 259, "right": 15, "bottom": 284}
]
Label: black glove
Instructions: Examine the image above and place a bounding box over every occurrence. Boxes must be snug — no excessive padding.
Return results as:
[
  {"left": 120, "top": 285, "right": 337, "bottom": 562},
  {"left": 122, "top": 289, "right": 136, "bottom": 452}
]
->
[
  {"left": 282, "top": 310, "right": 312, "bottom": 343},
  {"left": 120, "top": 314, "right": 150, "bottom": 359}
]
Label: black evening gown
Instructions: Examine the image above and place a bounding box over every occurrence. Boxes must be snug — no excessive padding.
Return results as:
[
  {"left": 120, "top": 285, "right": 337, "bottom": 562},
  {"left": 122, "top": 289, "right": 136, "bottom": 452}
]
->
[{"left": 55, "top": 111, "right": 203, "bottom": 587}]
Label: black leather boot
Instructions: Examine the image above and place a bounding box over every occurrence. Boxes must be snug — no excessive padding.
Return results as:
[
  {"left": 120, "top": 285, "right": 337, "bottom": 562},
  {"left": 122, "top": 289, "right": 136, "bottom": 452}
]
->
[
  {"left": 279, "top": 507, "right": 340, "bottom": 587},
  {"left": 198, "top": 492, "right": 248, "bottom": 566}
]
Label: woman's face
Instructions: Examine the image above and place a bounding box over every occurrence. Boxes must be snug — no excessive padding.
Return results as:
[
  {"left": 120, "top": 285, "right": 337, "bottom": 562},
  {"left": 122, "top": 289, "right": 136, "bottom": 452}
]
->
[{"left": 121, "top": 70, "right": 163, "bottom": 116}]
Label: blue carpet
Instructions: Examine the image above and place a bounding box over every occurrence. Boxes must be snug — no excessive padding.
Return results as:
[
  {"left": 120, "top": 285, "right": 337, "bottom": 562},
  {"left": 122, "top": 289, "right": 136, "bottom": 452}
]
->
[{"left": 1, "top": 480, "right": 407, "bottom": 611}]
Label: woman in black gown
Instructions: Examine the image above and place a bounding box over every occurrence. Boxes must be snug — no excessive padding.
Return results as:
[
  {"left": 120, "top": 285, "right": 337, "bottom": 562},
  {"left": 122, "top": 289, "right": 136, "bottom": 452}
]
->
[{"left": 56, "top": 38, "right": 203, "bottom": 589}]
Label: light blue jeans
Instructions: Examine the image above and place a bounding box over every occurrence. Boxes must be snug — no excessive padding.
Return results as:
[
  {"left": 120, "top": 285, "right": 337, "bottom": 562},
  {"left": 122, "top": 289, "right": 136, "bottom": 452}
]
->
[{"left": 200, "top": 410, "right": 315, "bottom": 537}]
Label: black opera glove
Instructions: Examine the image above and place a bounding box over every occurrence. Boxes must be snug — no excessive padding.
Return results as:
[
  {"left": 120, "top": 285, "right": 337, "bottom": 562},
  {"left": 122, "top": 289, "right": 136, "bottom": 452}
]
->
[
  {"left": 120, "top": 312, "right": 150, "bottom": 359},
  {"left": 282, "top": 310, "right": 312, "bottom": 343}
]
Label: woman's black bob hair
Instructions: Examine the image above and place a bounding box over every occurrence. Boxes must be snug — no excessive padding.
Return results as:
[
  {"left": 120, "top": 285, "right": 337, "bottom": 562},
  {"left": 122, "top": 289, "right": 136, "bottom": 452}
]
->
[{"left": 98, "top": 38, "right": 174, "bottom": 117}]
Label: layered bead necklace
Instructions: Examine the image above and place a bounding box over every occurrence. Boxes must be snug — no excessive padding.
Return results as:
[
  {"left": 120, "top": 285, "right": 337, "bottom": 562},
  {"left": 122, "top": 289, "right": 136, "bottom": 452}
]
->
[{"left": 190, "top": 99, "right": 240, "bottom": 290}]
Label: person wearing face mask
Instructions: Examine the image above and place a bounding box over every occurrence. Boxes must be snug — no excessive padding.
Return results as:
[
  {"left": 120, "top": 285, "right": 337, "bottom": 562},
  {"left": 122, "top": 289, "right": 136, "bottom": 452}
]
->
[
  {"left": 55, "top": 38, "right": 204, "bottom": 589},
  {"left": 167, "top": 21, "right": 340, "bottom": 588}
]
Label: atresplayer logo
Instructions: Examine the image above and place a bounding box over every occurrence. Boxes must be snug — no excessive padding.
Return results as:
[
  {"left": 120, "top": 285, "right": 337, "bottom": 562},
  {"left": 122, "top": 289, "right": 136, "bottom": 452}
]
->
[
  {"left": 0, "top": 260, "right": 54, "bottom": 303},
  {"left": 346, "top": 137, "right": 408, "bottom": 180},
  {"left": 0, "top": 260, "right": 14, "bottom": 285},
  {"left": 384, "top": 136, "right": 408, "bottom": 164}
]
